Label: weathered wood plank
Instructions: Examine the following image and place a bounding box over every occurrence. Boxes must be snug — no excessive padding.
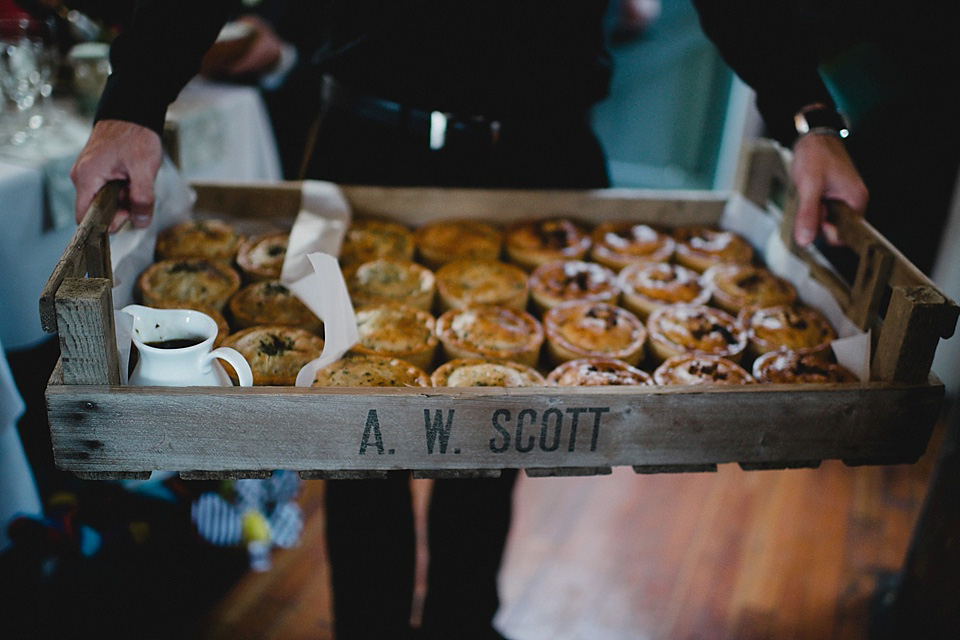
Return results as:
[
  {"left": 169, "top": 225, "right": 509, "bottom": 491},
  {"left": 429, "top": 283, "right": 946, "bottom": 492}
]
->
[
  {"left": 39, "top": 181, "right": 121, "bottom": 333},
  {"left": 872, "top": 287, "right": 960, "bottom": 383},
  {"left": 55, "top": 278, "right": 119, "bottom": 386},
  {"left": 848, "top": 241, "right": 895, "bottom": 330},
  {"left": 524, "top": 467, "right": 613, "bottom": 477},
  {"left": 179, "top": 470, "right": 274, "bottom": 480},
  {"left": 45, "top": 382, "right": 943, "bottom": 475},
  {"left": 633, "top": 463, "right": 718, "bottom": 474}
]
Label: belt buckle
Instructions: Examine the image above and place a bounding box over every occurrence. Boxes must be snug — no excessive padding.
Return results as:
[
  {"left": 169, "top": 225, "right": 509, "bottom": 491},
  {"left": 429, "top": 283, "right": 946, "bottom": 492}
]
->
[
  {"left": 429, "top": 111, "right": 449, "bottom": 151},
  {"left": 430, "top": 111, "right": 501, "bottom": 150}
]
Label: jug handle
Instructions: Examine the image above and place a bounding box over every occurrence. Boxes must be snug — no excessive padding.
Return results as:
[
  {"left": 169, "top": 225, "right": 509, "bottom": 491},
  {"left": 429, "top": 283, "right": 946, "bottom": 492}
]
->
[{"left": 204, "top": 347, "right": 254, "bottom": 387}]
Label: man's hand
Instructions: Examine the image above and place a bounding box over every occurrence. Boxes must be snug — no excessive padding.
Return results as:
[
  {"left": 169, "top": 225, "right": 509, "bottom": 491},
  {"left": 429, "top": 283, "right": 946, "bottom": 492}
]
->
[
  {"left": 790, "top": 133, "right": 869, "bottom": 247},
  {"left": 71, "top": 120, "right": 164, "bottom": 232}
]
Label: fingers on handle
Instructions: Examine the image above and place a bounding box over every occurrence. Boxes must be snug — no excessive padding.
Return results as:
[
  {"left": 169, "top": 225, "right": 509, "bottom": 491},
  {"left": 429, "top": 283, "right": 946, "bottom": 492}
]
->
[{"left": 793, "top": 182, "right": 823, "bottom": 247}]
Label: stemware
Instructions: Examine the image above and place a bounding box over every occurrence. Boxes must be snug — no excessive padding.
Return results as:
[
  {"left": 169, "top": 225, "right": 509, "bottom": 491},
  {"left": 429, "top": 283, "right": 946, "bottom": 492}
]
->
[{"left": 0, "top": 18, "right": 59, "bottom": 146}]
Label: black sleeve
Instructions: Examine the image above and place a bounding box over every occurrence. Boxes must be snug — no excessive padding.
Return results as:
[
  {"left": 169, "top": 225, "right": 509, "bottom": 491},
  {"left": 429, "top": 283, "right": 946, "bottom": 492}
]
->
[
  {"left": 94, "top": 0, "right": 239, "bottom": 135},
  {"left": 691, "top": 0, "right": 837, "bottom": 146}
]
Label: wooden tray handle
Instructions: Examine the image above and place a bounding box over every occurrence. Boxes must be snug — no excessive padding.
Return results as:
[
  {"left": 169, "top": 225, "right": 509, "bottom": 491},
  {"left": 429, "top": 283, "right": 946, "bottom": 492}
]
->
[
  {"left": 39, "top": 181, "right": 122, "bottom": 333},
  {"left": 736, "top": 139, "right": 959, "bottom": 383}
]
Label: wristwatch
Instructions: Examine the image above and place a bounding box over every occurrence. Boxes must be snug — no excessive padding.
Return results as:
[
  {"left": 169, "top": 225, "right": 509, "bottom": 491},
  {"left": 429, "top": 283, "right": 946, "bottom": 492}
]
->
[{"left": 793, "top": 104, "right": 850, "bottom": 143}]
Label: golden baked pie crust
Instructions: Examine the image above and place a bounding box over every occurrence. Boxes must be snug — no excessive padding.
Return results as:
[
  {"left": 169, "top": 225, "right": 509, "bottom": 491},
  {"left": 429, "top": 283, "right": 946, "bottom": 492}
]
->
[
  {"left": 138, "top": 258, "right": 241, "bottom": 312},
  {"left": 435, "top": 306, "right": 544, "bottom": 367},
  {"left": 543, "top": 301, "right": 647, "bottom": 366},
  {"left": 221, "top": 325, "right": 324, "bottom": 386}
]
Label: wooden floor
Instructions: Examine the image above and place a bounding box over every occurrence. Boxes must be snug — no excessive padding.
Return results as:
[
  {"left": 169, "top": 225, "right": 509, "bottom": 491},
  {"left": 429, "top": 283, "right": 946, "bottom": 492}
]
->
[{"left": 193, "top": 424, "right": 943, "bottom": 640}]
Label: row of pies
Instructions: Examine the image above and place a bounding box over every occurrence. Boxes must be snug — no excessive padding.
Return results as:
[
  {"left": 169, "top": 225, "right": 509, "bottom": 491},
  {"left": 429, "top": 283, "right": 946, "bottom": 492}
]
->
[{"left": 134, "top": 217, "right": 857, "bottom": 388}]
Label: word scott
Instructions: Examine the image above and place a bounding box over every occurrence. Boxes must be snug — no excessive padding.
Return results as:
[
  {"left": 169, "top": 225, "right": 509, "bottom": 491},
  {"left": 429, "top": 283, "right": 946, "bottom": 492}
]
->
[{"left": 357, "top": 407, "right": 611, "bottom": 455}]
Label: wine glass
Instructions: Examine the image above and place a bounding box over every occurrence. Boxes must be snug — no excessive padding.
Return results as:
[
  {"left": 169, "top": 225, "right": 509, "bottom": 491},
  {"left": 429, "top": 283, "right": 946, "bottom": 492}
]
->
[{"left": 0, "top": 18, "right": 58, "bottom": 146}]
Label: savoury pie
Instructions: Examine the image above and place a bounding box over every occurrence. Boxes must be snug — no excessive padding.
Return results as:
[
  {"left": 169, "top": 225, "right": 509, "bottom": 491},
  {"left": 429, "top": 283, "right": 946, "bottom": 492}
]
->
[
  {"left": 752, "top": 348, "right": 858, "bottom": 384},
  {"left": 589, "top": 222, "right": 675, "bottom": 271},
  {"left": 311, "top": 353, "right": 431, "bottom": 387},
  {"left": 227, "top": 280, "right": 323, "bottom": 335},
  {"left": 154, "top": 219, "right": 245, "bottom": 262},
  {"left": 137, "top": 258, "right": 241, "bottom": 312},
  {"left": 414, "top": 219, "right": 503, "bottom": 269},
  {"left": 703, "top": 264, "right": 797, "bottom": 315},
  {"left": 617, "top": 261, "right": 711, "bottom": 320},
  {"left": 546, "top": 357, "right": 653, "bottom": 386},
  {"left": 235, "top": 232, "right": 289, "bottom": 282},
  {"left": 529, "top": 260, "right": 620, "bottom": 313},
  {"left": 646, "top": 303, "right": 747, "bottom": 364},
  {"left": 543, "top": 301, "right": 647, "bottom": 366},
  {"left": 672, "top": 225, "right": 754, "bottom": 273},
  {"left": 738, "top": 304, "right": 836, "bottom": 358},
  {"left": 338, "top": 218, "right": 416, "bottom": 269},
  {"left": 431, "top": 358, "right": 545, "bottom": 388},
  {"left": 435, "top": 259, "right": 529, "bottom": 313},
  {"left": 435, "top": 306, "right": 544, "bottom": 367},
  {"left": 221, "top": 325, "right": 324, "bottom": 385},
  {"left": 345, "top": 258, "right": 436, "bottom": 311},
  {"left": 653, "top": 354, "right": 754, "bottom": 386},
  {"left": 504, "top": 217, "right": 591, "bottom": 271},
  {"left": 353, "top": 303, "right": 438, "bottom": 370}
]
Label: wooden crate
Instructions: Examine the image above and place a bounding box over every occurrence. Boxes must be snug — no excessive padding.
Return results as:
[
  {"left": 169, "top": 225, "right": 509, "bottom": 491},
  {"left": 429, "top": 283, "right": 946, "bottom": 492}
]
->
[{"left": 40, "top": 140, "right": 959, "bottom": 480}]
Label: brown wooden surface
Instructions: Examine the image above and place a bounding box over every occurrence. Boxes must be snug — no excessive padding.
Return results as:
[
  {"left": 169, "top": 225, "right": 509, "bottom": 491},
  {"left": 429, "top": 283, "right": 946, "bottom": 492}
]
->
[
  {"left": 44, "top": 380, "right": 943, "bottom": 475},
  {"left": 55, "top": 278, "right": 119, "bottom": 386},
  {"left": 191, "top": 418, "right": 946, "bottom": 640}
]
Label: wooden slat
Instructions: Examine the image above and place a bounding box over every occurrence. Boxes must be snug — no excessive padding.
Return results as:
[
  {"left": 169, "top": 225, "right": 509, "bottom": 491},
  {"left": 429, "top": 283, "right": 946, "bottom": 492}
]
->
[
  {"left": 848, "top": 240, "right": 895, "bottom": 330},
  {"left": 524, "top": 467, "right": 613, "bottom": 478},
  {"left": 39, "top": 181, "right": 122, "bottom": 333},
  {"left": 73, "top": 471, "right": 151, "bottom": 480},
  {"left": 872, "top": 286, "right": 960, "bottom": 383},
  {"left": 55, "top": 278, "right": 119, "bottom": 386},
  {"left": 179, "top": 470, "right": 274, "bottom": 480},
  {"left": 412, "top": 469, "right": 502, "bottom": 479},
  {"left": 298, "top": 470, "right": 388, "bottom": 480},
  {"left": 44, "top": 382, "right": 943, "bottom": 475},
  {"left": 191, "top": 181, "right": 303, "bottom": 219},
  {"left": 633, "top": 464, "right": 718, "bottom": 474}
]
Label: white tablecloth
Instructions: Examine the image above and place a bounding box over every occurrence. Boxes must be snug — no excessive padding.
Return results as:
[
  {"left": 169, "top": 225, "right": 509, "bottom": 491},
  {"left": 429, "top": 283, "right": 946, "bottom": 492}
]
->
[{"left": 165, "top": 78, "right": 282, "bottom": 182}]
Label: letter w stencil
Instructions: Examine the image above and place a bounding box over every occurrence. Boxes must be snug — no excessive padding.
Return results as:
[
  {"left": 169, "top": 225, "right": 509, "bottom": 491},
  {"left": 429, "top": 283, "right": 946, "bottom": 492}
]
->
[{"left": 424, "top": 409, "right": 455, "bottom": 454}]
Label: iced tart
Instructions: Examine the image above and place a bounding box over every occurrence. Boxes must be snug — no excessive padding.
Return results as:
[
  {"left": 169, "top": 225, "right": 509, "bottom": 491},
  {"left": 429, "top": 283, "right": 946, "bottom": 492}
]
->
[
  {"left": 703, "top": 264, "right": 797, "bottom": 314},
  {"left": 235, "top": 232, "right": 289, "bottom": 282},
  {"left": 646, "top": 303, "right": 747, "bottom": 364},
  {"left": 546, "top": 357, "right": 653, "bottom": 386},
  {"left": 738, "top": 304, "right": 836, "bottom": 357},
  {"left": 504, "top": 217, "right": 591, "bottom": 271},
  {"left": 672, "top": 225, "right": 754, "bottom": 273},
  {"left": 653, "top": 354, "right": 754, "bottom": 386},
  {"left": 529, "top": 260, "right": 620, "bottom": 313},
  {"left": 617, "top": 261, "right": 711, "bottom": 320},
  {"left": 543, "top": 301, "right": 647, "bottom": 366},
  {"left": 589, "top": 222, "right": 674, "bottom": 271}
]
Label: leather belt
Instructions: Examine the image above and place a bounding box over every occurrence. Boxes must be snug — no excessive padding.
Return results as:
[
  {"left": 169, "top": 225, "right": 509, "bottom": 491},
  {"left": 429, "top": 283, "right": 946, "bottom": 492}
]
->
[{"left": 321, "top": 75, "right": 502, "bottom": 151}]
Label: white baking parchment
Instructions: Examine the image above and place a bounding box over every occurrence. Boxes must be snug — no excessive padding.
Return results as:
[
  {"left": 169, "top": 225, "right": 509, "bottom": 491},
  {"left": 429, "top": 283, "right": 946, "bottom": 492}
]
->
[
  {"left": 719, "top": 193, "right": 871, "bottom": 381},
  {"left": 284, "top": 181, "right": 357, "bottom": 386}
]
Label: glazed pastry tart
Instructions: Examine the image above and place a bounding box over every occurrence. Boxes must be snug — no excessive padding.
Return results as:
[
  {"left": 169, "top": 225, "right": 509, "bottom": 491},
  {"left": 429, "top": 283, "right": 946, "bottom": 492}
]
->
[
  {"left": 653, "top": 354, "right": 754, "bottom": 385},
  {"left": 414, "top": 219, "right": 503, "bottom": 269},
  {"left": 138, "top": 258, "right": 241, "bottom": 312},
  {"left": 338, "top": 218, "right": 416, "bottom": 269},
  {"left": 646, "top": 303, "right": 747, "bottom": 363},
  {"left": 435, "top": 259, "right": 529, "bottom": 312},
  {"left": 589, "top": 221, "right": 675, "bottom": 271},
  {"left": 529, "top": 259, "right": 620, "bottom": 313},
  {"left": 617, "top": 261, "right": 710, "bottom": 320},
  {"left": 345, "top": 258, "right": 436, "bottom": 311},
  {"left": 352, "top": 303, "right": 438, "bottom": 371},
  {"left": 546, "top": 356, "right": 653, "bottom": 386},
  {"left": 703, "top": 264, "right": 797, "bottom": 314},
  {"left": 227, "top": 280, "right": 323, "bottom": 335},
  {"left": 738, "top": 304, "right": 836, "bottom": 358},
  {"left": 221, "top": 325, "right": 324, "bottom": 385},
  {"left": 235, "top": 232, "right": 289, "bottom": 282},
  {"left": 504, "top": 217, "right": 591, "bottom": 271},
  {"left": 672, "top": 225, "right": 754, "bottom": 273},
  {"left": 154, "top": 219, "right": 245, "bottom": 262},
  {"left": 435, "top": 306, "right": 544, "bottom": 367},
  {"left": 311, "top": 353, "right": 431, "bottom": 387},
  {"left": 431, "top": 358, "right": 545, "bottom": 388},
  {"left": 752, "top": 348, "right": 858, "bottom": 384},
  {"left": 543, "top": 301, "right": 647, "bottom": 366}
]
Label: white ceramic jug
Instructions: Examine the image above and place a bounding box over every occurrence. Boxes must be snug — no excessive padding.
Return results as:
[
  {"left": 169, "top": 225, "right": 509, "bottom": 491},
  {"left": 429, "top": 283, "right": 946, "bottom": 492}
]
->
[{"left": 121, "top": 305, "right": 253, "bottom": 387}]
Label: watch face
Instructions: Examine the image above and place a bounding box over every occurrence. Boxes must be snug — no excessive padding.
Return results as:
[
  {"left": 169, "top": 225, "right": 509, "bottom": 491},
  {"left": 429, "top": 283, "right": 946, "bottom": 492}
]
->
[{"left": 795, "top": 106, "right": 849, "bottom": 138}]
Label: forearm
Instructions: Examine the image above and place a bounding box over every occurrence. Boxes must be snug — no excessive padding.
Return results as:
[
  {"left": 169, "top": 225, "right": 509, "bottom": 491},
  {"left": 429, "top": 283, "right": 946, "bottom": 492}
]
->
[{"left": 95, "top": 0, "right": 237, "bottom": 135}]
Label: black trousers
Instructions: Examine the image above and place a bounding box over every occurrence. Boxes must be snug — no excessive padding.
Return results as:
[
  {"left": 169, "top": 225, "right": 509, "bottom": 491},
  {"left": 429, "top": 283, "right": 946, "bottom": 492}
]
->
[{"left": 305, "top": 91, "right": 610, "bottom": 640}]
